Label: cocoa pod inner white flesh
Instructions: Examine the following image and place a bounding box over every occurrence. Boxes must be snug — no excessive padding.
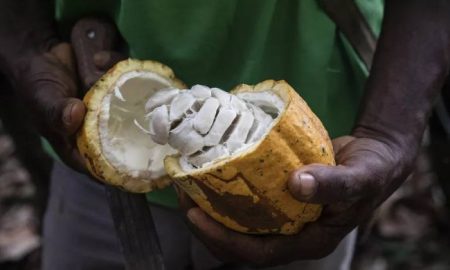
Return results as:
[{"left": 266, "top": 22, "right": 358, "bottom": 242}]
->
[
  {"left": 101, "top": 71, "right": 178, "bottom": 180},
  {"left": 145, "top": 85, "right": 283, "bottom": 170}
]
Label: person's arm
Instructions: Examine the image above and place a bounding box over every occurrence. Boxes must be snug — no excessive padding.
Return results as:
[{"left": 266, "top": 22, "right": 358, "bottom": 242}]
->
[
  {"left": 181, "top": 0, "right": 450, "bottom": 266},
  {"left": 291, "top": 0, "right": 450, "bottom": 209}
]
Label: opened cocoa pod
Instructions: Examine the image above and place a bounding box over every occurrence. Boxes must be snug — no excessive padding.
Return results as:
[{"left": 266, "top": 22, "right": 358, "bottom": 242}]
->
[{"left": 78, "top": 59, "right": 335, "bottom": 235}]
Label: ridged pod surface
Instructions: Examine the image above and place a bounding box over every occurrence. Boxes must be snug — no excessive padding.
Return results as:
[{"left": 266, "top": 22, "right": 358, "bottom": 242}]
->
[
  {"left": 77, "top": 59, "right": 185, "bottom": 192},
  {"left": 165, "top": 80, "right": 335, "bottom": 234}
]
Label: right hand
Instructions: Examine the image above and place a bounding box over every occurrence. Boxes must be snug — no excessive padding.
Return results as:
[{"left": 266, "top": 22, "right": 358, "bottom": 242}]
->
[
  {"left": 16, "top": 42, "right": 124, "bottom": 172},
  {"left": 16, "top": 42, "right": 86, "bottom": 171}
]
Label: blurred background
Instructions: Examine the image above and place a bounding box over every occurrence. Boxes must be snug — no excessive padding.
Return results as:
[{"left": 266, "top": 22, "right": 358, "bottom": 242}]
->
[{"left": 0, "top": 75, "right": 450, "bottom": 270}]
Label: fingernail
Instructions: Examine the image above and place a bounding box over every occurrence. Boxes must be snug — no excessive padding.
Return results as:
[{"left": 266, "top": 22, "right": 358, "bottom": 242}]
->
[
  {"left": 297, "top": 173, "right": 317, "bottom": 197},
  {"left": 63, "top": 102, "right": 75, "bottom": 126}
]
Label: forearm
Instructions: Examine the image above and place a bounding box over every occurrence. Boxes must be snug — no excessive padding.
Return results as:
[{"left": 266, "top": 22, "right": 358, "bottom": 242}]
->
[
  {"left": 0, "top": 0, "right": 58, "bottom": 78},
  {"left": 354, "top": 0, "right": 450, "bottom": 163}
]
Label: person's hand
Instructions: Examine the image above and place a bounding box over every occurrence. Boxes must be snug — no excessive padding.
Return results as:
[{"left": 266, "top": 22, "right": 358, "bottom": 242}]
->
[
  {"left": 15, "top": 43, "right": 86, "bottom": 171},
  {"left": 178, "top": 0, "right": 450, "bottom": 265},
  {"left": 179, "top": 133, "right": 413, "bottom": 267},
  {"left": 15, "top": 41, "right": 125, "bottom": 172}
]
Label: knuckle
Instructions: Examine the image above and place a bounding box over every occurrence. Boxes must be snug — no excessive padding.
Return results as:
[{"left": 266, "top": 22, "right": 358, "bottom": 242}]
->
[
  {"left": 341, "top": 167, "right": 377, "bottom": 200},
  {"left": 340, "top": 171, "right": 355, "bottom": 193},
  {"left": 334, "top": 169, "right": 359, "bottom": 200}
]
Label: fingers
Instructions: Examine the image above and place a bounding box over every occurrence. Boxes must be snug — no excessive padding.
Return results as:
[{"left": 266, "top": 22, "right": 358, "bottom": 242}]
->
[
  {"left": 53, "top": 101, "right": 88, "bottom": 172},
  {"left": 33, "top": 92, "right": 87, "bottom": 172},
  {"left": 25, "top": 47, "right": 85, "bottom": 136},
  {"left": 182, "top": 135, "right": 394, "bottom": 266},
  {"left": 50, "top": 43, "right": 77, "bottom": 74},
  {"left": 33, "top": 85, "right": 85, "bottom": 136},
  {"left": 263, "top": 220, "right": 352, "bottom": 263},
  {"left": 331, "top": 135, "right": 354, "bottom": 153},
  {"left": 94, "top": 50, "right": 127, "bottom": 70},
  {"left": 185, "top": 205, "right": 355, "bottom": 266},
  {"left": 19, "top": 45, "right": 88, "bottom": 173},
  {"left": 177, "top": 188, "right": 269, "bottom": 264},
  {"left": 186, "top": 207, "right": 269, "bottom": 265}
]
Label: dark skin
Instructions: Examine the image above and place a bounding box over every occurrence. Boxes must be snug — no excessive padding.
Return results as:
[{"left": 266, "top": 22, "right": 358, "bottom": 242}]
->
[{"left": 1, "top": 0, "right": 449, "bottom": 267}]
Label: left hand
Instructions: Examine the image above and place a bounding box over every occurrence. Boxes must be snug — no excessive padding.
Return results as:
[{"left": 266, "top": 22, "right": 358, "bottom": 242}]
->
[{"left": 179, "top": 134, "right": 413, "bottom": 267}]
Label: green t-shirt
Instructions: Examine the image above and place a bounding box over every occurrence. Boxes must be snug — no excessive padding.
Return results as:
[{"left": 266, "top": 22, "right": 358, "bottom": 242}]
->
[{"left": 50, "top": 0, "right": 384, "bottom": 208}]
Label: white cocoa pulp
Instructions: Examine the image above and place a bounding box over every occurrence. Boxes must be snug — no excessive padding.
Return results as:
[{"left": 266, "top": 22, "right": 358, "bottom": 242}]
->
[
  {"left": 99, "top": 71, "right": 178, "bottom": 180},
  {"left": 145, "top": 85, "right": 284, "bottom": 170}
]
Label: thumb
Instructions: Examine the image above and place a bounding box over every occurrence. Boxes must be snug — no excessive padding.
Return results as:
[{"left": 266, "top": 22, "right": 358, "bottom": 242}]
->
[
  {"left": 33, "top": 87, "right": 85, "bottom": 135},
  {"left": 60, "top": 97, "right": 86, "bottom": 134},
  {"left": 288, "top": 164, "right": 370, "bottom": 204}
]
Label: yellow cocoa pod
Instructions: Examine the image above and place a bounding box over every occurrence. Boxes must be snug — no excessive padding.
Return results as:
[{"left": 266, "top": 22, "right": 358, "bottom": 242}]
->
[
  {"left": 77, "top": 59, "right": 185, "bottom": 192},
  {"left": 78, "top": 59, "right": 334, "bottom": 234}
]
